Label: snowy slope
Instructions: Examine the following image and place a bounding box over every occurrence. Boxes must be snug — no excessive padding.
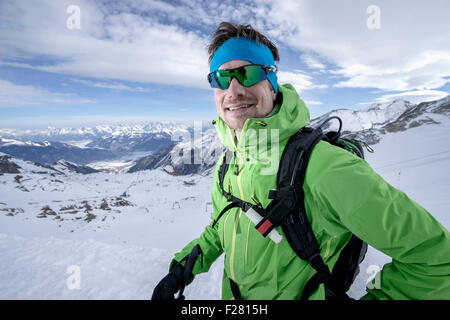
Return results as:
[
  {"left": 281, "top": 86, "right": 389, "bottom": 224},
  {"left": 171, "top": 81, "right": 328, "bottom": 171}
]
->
[
  {"left": 0, "top": 155, "right": 223, "bottom": 299},
  {"left": 348, "top": 114, "right": 450, "bottom": 298},
  {"left": 0, "top": 116, "right": 449, "bottom": 300}
]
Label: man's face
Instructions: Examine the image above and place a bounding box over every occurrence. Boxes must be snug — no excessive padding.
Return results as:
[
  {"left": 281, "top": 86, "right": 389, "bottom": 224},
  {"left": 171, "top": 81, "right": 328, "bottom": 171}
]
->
[{"left": 214, "top": 60, "right": 276, "bottom": 133}]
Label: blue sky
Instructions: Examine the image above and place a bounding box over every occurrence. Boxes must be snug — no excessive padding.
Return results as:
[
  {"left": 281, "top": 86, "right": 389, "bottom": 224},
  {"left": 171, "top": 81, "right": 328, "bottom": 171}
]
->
[{"left": 0, "top": 0, "right": 449, "bottom": 129}]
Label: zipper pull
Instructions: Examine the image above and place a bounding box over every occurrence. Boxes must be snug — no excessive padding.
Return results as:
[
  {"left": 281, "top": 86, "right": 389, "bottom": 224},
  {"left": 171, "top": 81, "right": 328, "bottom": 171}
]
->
[{"left": 251, "top": 195, "right": 263, "bottom": 209}]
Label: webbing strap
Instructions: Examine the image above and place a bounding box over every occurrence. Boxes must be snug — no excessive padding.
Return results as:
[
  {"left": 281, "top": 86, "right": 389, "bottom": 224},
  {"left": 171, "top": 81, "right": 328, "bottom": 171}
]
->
[
  {"left": 213, "top": 149, "right": 254, "bottom": 230},
  {"left": 278, "top": 128, "right": 332, "bottom": 300},
  {"left": 218, "top": 150, "right": 234, "bottom": 200},
  {"left": 301, "top": 264, "right": 331, "bottom": 300},
  {"left": 229, "top": 278, "right": 242, "bottom": 300},
  {"left": 177, "top": 244, "right": 203, "bottom": 300},
  {"left": 211, "top": 202, "right": 241, "bottom": 229}
]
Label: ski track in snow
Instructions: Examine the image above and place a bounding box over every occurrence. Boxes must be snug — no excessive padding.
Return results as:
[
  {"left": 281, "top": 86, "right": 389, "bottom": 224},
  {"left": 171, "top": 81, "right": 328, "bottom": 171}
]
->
[{"left": 0, "top": 118, "right": 449, "bottom": 300}]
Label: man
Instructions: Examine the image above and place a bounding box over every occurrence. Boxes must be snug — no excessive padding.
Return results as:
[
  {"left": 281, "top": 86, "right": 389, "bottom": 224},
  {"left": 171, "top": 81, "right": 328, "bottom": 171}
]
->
[{"left": 152, "top": 22, "right": 450, "bottom": 300}]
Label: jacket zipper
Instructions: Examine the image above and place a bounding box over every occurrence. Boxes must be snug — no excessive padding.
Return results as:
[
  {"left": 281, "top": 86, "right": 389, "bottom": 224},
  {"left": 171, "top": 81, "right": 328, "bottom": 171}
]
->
[
  {"left": 229, "top": 120, "right": 251, "bottom": 283},
  {"left": 229, "top": 164, "right": 245, "bottom": 282},
  {"left": 229, "top": 119, "right": 269, "bottom": 284}
]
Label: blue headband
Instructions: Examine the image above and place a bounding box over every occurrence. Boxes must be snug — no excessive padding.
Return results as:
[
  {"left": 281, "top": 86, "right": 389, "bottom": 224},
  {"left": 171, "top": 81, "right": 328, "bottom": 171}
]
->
[{"left": 210, "top": 37, "right": 278, "bottom": 93}]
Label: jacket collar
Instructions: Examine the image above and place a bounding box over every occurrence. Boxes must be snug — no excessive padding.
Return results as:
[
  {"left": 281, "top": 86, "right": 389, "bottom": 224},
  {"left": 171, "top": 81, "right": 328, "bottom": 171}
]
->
[{"left": 213, "top": 83, "right": 310, "bottom": 157}]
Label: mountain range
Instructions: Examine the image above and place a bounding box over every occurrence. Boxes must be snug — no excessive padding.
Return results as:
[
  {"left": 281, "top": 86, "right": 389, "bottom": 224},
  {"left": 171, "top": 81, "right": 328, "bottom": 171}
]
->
[
  {"left": 0, "top": 122, "right": 194, "bottom": 142},
  {"left": 0, "top": 96, "right": 448, "bottom": 174},
  {"left": 310, "top": 96, "right": 450, "bottom": 143},
  {"left": 0, "top": 122, "right": 197, "bottom": 165}
]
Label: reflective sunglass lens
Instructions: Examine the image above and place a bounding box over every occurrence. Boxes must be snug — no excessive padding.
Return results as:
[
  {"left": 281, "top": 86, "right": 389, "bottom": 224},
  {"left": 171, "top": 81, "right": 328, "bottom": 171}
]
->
[{"left": 208, "top": 65, "right": 270, "bottom": 89}]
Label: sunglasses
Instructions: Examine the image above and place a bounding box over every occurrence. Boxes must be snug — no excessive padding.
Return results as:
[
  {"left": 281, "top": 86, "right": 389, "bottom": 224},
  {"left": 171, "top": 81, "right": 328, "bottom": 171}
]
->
[{"left": 207, "top": 64, "right": 277, "bottom": 90}]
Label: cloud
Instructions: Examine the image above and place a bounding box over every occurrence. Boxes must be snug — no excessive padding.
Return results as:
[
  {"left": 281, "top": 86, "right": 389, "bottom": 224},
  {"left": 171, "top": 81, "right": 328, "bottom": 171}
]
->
[
  {"left": 70, "top": 78, "right": 152, "bottom": 92},
  {"left": 1, "top": 0, "right": 449, "bottom": 97},
  {"left": 304, "top": 100, "right": 323, "bottom": 106},
  {"left": 261, "top": 0, "right": 450, "bottom": 93},
  {"left": 0, "top": 0, "right": 211, "bottom": 89},
  {"left": 372, "top": 90, "right": 449, "bottom": 105},
  {"left": 330, "top": 51, "right": 450, "bottom": 91},
  {"left": 278, "top": 70, "right": 328, "bottom": 92},
  {"left": 0, "top": 79, "right": 96, "bottom": 107},
  {"left": 300, "top": 54, "right": 326, "bottom": 70}
]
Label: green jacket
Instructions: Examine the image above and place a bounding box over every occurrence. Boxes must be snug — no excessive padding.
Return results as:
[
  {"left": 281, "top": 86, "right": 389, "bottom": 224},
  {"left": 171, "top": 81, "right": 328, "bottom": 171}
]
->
[{"left": 171, "top": 84, "right": 450, "bottom": 300}]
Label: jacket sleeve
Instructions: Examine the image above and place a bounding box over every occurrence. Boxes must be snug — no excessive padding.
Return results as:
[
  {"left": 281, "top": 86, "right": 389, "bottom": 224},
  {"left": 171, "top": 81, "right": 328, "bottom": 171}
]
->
[
  {"left": 309, "top": 143, "right": 450, "bottom": 300},
  {"left": 169, "top": 158, "right": 225, "bottom": 278},
  {"left": 170, "top": 223, "right": 223, "bottom": 278}
]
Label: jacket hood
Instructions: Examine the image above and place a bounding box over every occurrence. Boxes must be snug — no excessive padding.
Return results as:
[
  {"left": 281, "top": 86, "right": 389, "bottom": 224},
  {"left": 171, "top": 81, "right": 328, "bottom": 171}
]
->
[{"left": 213, "top": 83, "right": 310, "bottom": 157}]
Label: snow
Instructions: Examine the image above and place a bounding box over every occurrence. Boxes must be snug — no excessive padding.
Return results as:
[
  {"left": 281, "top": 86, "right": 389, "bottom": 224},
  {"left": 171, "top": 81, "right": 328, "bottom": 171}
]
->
[
  {"left": 64, "top": 140, "right": 93, "bottom": 148},
  {"left": 87, "top": 160, "right": 136, "bottom": 173},
  {"left": 0, "top": 138, "right": 43, "bottom": 147},
  {"left": 0, "top": 117, "right": 449, "bottom": 300},
  {"left": 348, "top": 115, "right": 450, "bottom": 298},
  {"left": 0, "top": 163, "right": 223, "bottom": 299},
  {"left": 0, "top": 122, "right": 193, "bottom": 141},
  {"left": 311, "top": 99, "right": 414, "bottom": 133},
  {"left": 364, "top": 114, "right": 450, "bottom": 229}
]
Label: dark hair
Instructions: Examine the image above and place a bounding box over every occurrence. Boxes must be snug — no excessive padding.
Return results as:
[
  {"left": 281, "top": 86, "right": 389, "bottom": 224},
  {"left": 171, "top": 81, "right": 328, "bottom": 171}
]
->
[{"left": 207, "top": 22, "right": 279, "bottom": 65}]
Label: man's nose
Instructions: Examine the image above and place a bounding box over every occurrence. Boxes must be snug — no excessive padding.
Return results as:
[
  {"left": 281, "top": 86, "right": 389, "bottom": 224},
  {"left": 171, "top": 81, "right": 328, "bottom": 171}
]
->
[{"left": 226, "top": 77, "right": 246, "bottom": 97}]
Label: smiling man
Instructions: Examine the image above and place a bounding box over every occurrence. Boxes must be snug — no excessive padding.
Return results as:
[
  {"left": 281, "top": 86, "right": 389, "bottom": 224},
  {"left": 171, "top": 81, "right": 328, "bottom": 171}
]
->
[
  {"left": 209, "top": 33, "right": 279, "bottom": 136},
  {"left": 152, "top": 22, "right": 450, "bottom": 300}
]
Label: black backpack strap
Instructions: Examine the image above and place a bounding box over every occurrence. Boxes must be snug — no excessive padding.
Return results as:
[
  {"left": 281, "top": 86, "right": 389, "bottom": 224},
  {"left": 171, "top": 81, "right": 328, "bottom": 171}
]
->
[
  {"left": 253, "top": 127, "right": 324, "bottom": 237},
  {"left": 212, "top": 149, "right": 257, "bottom": 230},
  {"left": 272, "top": 127, "right": 332, "bottom": 300},
  {"left": 211, "top": 202, "right": 241, "bottom": 229},
  {"left": 176, "top": 244, "right": 203, "bottom": 300},
  {"left": 229, "top": 278, "right": 242, "bottom": 300},
  {"left": 300, "top": 254, "right": 333, "bottom": 300},
  {"left": 325, "top": 235, "right": 368, "bottom": 298},
  {"left": 218, "top": 149, "right": 233, "bottom": 200}
]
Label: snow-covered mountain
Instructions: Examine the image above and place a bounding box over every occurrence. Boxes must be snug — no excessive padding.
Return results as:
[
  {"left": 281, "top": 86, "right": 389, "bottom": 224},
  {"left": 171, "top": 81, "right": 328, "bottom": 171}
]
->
[
  {"left": 128, "top": 128, "right": 225, "bottom": 175},
  {"left": 0, "top": 122, "right": 204, "bottom": 167},
  {"left": 52, "top": 160, "right": 100, "bottom": 175},
  {"left": 0, "top": 122, "right": 194, "bottom": 142},
  {"left": 311, "top": 97, "right": 450, "bottom": 131},
  {"left": 0, "top": 152, "right": 139, "bottom": 226},
  {"left": 310, "top": 96, "right": 450, "bottom": 144},
  {"left": 0, "top": 154, "right": 100, "bottom": 177},
  {"left": 310, "top": 99, "right": 414, "bottom": 132},
  {"left": 0, "top": 139, "right": 116, "bottom": 165}
]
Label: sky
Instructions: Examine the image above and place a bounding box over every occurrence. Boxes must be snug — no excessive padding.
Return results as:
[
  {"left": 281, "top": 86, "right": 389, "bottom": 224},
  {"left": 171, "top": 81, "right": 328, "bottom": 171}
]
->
[{"left": 0, "top": 0, "right": 449, "bottom": 129}]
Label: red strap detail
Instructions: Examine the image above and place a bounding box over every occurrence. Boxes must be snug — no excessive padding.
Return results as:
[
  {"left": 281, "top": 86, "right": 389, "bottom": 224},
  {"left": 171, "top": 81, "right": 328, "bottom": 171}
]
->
[{"left": 257, "top": 219, "right": 273, "bottom": 235}]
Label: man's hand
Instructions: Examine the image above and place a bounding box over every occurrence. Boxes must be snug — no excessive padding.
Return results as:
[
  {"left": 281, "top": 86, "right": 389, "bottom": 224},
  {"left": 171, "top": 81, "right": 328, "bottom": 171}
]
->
[{"left": 151, "top": 264, "right": 185, "bottom": 300}]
